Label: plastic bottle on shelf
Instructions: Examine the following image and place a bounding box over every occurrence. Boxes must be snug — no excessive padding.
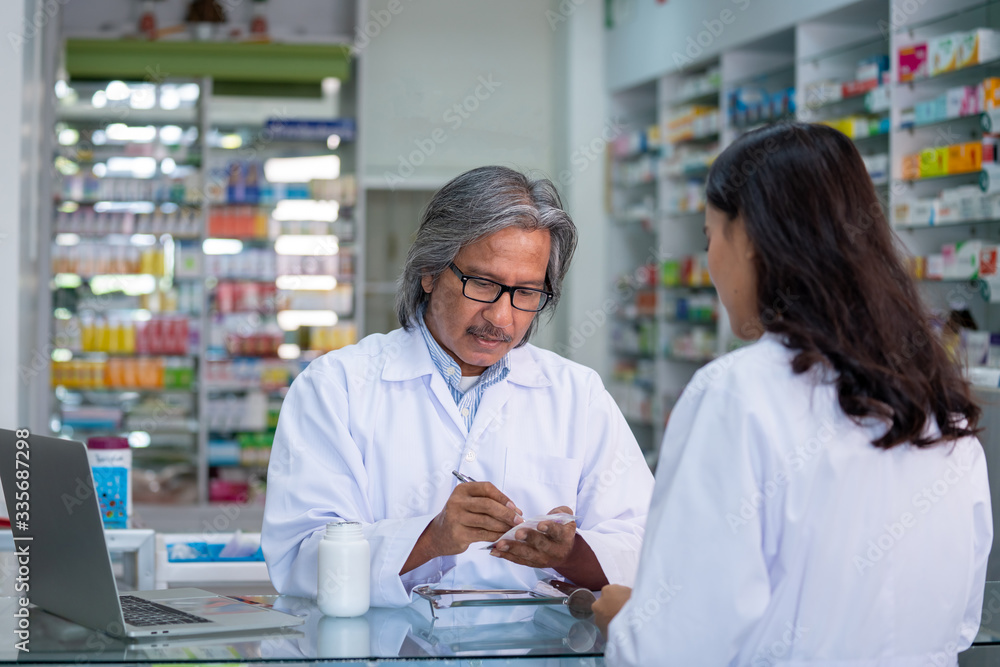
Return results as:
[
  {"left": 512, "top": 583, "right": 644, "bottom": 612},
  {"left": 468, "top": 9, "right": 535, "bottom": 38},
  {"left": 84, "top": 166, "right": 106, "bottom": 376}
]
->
[
  {"left": 140, "top": 248, "right": 155, "bottom": 276},
  {"left": 107, "top": 317, "right": 122, "bottom": 354},
  {"left": 105, "top": 357, "right": 122, "bottom": 388},
  {"left": 95, "top": 317, "right": 111, "bottom": 353},
  {"left": 122, "top": 320, "right": 136, "bottom": 354},
  {"left": 80, "top": 316, "right": 95, "bottom": 352},
  {"left": 122, "top": 358, "right": 138, "bottom": 389}
]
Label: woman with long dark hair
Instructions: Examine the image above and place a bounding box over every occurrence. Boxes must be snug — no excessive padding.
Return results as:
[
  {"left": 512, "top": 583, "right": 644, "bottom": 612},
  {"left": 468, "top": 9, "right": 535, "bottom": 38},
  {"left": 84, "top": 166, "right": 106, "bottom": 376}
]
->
[{"left": 592, "top": 122, "right": 992, "bottom": 665}]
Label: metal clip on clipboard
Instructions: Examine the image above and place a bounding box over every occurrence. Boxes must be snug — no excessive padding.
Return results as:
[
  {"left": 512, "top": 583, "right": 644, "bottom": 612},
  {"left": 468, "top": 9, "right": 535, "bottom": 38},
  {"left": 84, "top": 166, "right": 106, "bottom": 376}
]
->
[{"left": 413, "top": 580, "right": 596, "bottom": 621}]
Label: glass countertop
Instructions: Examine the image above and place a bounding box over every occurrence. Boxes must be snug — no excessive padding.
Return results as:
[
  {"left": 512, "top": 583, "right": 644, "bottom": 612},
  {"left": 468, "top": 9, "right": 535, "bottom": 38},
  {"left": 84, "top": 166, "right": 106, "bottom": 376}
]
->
[
  {"left": 6, "top": 582, "right": 1000, "bottom": 664},
  {"left": 0, "top": 594, "right": 603, "bottom": 664}
]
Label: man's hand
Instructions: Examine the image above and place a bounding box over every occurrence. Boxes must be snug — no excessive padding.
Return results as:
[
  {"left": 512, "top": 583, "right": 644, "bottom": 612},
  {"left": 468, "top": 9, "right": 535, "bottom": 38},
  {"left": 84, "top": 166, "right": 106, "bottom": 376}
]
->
[
  {"left": 592, "top": 584, "right": 632, "bottom": 637},
  {"left": 401, "top": 482, "right": 522, "bottom": 574},
  {"left": 488, "top": 505, "right": 576, "bottom": 569}
]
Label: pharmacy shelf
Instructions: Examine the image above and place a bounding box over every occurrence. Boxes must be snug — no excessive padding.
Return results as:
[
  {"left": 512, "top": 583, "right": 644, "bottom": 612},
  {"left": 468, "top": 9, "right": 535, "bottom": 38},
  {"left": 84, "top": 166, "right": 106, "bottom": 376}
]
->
[
  {"left": 43, "top": 68, "right": 365, "bottom": 512},
  {"left": 897, "top": 58, "right": 1000, "bottom": 91}
]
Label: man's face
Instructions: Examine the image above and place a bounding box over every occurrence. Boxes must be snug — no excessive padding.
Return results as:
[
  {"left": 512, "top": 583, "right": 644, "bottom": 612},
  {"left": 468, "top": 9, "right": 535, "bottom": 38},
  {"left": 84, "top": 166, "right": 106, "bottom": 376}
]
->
[{"left": 421, "top": 226, "right": 552, "bottom": 376}]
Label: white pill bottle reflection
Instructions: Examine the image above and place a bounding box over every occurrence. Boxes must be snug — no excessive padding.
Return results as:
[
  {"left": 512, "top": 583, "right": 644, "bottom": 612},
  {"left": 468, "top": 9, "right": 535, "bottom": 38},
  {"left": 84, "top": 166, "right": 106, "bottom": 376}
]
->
[{"left": 317, "top": 521, "right": 370, "bottom": 617}]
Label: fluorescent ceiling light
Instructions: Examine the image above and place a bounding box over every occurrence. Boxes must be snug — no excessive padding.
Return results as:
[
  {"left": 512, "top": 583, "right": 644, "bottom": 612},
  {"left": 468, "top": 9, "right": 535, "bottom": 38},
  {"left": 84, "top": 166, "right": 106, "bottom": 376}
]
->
[
  {"left": 90, "top": 274, "right": 157, "bottom": 296},
  {"left": 273, "top": 200, "right": 339, "bottom": 222},
  {"left": 107, "top": 156, "right": 157, "bottom": 178},
  {"left": 54, "top": 274, "right": 82, "bottom": 289},
  {"left": 94, "top": 201, "right": 156, "bottom": 214},
  {"left": 105, "top": 80, "right": 130, "bottom": 101},
  {"left": 179, "top": 83, "right": 200, "bottom": 102},
  {"left": 276, "top": 275, "right": 338, "bottom": 291},
  {"left": 130, "top": 234, "right": 158, "bottom": 246},
  {"left": 159, "top": 86, "right": 181, "bottom": 110},
  {"left": 277, "top": 343, "right": 301, "bottom": 360},
  {"left": 264, "top": 155, "right": 340, "bottom": 183},
  {"left": 160, "top": 125, "right": 183, "bottom": 144},
  {"left": 321, "top": 77, "right": 341, "bottom": 96},
  {"left": 129, "top": 83, "right": 156, "bottom": 109},
  {"left": 106, "top": 124, "right": 157, "bottom": 143},
  {"left": 58, "top": 128, "right": 79, "bottom": 146},
  {"left": 55, "top": 157, "right": 79, "bottom": 176},
  {"left": 203, "top": 238, "right": 244, "bottom": 255},
  {"left": 274, "top": 234, "right": 339, "bottom": 256},
  {"left": 55, "top": 233, "right": 80, "bottom": 246},
  {"left": 277, "top": 309, "right": 338, "bottom": 330}
]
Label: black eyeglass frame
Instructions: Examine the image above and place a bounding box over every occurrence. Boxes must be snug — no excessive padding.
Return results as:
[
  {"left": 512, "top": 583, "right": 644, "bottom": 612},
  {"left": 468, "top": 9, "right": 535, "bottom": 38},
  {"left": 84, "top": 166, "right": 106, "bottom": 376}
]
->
[{"left": 448, "top": 263, "right": 553, "bottom": 312}]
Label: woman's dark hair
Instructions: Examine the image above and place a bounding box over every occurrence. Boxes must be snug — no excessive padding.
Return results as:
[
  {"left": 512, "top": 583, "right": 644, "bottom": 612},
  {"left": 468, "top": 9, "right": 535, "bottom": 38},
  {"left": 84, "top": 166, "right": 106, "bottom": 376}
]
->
[{"left": 705, "top": 122, "right": 980, "bottom": 448}]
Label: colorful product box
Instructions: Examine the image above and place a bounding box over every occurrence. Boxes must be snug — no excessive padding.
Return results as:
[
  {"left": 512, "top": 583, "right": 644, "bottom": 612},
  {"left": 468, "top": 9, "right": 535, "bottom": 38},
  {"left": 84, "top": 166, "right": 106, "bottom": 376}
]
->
[
  {"left": 956, "top": 240, "right": 983, "bottom": 279},
  {"left": 912, "top": 199, "right": 935, "bottom": 225},
  {"left": 981, "top": 245, "right": 999, "bottom": 277},
  {"left": 929, "top": 33, "right": 961, "bottom": 77},
  {"left": 893, "top": 201, "right": 912, "bottom": 225},
  {"left": 856, "top": 54, "right": 889, "bottom": 83},
  {"left": 947, "top": 142, "right": 983, "bottom": 174},
  {"left": 902, "top": 154, "right": 922, "bottom": 180},
  {"left": 983, "top": 78, "right": 1000, "bottom": 110},
  {"left": 842, "top": 79, "right": 879, "bottom": 98},
  {"left": 934, "top": 199, "right": 961, "bottom": 224},
  {"left": 918, "top": 148, "right": 949, "bottom": 178},
  {"left": 927, "top": 253, "right": 945, "bottom": 280},
  {"left": 957, "top": 29, "right": 1000, "bottom": 69},
  {"left": 898, "top": 43, "right": 928, "bottom": 82},
  {"left": 946, "top": 86, "right": 980, "bottom": 118}
]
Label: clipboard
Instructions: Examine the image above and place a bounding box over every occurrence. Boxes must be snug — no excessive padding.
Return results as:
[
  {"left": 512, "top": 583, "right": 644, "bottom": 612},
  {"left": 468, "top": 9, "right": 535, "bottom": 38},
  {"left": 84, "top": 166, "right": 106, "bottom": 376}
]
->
[{"left": 413, "top": 581, "right": 595, "bottom": 620}]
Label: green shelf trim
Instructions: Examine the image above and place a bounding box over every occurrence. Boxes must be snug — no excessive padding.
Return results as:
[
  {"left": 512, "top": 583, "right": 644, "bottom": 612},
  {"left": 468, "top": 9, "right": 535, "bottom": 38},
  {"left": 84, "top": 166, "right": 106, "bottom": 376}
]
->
[{"left": 66, "top": 39, "right": 352, "bottom": 85}]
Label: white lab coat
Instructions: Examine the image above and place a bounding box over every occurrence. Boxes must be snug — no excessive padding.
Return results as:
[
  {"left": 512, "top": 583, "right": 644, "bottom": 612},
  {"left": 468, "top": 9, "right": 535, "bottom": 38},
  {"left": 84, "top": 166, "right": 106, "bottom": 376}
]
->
[
  {"left": 262, "top": 326, "right": 654, "bottom": 607},
  {"left": 607, "top": 334, "right": 993, "bottom": 667}
]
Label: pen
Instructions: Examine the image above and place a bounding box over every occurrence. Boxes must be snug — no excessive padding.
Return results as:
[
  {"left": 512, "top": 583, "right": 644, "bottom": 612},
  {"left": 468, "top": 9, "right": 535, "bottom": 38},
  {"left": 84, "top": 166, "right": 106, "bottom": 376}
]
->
[{"left": 452, "top": 470, "right": 524, "bottom": 521}]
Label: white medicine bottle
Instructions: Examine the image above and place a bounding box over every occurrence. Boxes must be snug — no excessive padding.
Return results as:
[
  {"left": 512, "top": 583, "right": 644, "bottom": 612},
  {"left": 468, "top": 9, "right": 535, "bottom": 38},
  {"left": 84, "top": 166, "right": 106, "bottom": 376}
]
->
[{"left": 317, "top": 521, "right": 370, "bottom": 617}]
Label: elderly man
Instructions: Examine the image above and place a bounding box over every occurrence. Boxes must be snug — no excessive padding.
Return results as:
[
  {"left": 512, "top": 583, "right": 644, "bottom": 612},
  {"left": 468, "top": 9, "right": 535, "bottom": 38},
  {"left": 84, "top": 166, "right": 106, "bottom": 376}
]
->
[{"left": 263, "top": 166, "right": 654, "bottom": 607}]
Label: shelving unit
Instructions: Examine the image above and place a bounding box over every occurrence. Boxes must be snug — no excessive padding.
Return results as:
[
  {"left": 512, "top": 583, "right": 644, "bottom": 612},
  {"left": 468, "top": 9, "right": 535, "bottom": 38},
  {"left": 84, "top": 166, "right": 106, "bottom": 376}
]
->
[
  {"left": 607, "top": 80, "right": 660, "bottom": 455},
  {"left": 889, "top": 0, "right": 1000, "bottom": 342},
  {"left": 606, "top": 2, "right": 911, "bottom": 461},
  {"left": 49, "top": 77, "right": 209, "bottom": 505},
  {"left": 656, "top": 62, "right": 723, "bottom": 451},
  {"left": 46, "top": 63, "right": 362, "bottom": 508}
]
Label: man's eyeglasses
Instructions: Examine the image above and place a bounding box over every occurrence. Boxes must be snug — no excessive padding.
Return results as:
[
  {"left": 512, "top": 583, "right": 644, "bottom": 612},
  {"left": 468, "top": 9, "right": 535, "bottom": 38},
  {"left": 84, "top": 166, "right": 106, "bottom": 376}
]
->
[{"left": 448, "top": 263, "right": 553, "bottom": 312}]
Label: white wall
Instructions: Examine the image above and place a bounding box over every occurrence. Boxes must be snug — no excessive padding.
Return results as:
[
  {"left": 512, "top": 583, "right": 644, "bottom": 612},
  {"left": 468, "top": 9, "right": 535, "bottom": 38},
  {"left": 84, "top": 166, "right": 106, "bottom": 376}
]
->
[
  {"left": 556, "top": 0, "right": 612, "bottom": 375},
  {"left": 361, "top": 0, "right": 558, "bottom": 188},
  {"left": 60, "top": 0, "right": 355, "bottom": 42},
  {"left": 605, "top": 0, "right": 868, "bottom": 92},
  {"left": 1, "top": 0, "right": 49, "bottom": 518},
  {"left": 360, "top": 0, "right": 564, "bottom": 351}
]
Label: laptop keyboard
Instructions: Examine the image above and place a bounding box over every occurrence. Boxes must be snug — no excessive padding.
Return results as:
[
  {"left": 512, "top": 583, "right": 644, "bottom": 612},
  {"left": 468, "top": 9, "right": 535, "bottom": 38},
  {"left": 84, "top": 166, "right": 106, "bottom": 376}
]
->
[{"left": 120, "top": 595, "right": 212, "bottom": 627}]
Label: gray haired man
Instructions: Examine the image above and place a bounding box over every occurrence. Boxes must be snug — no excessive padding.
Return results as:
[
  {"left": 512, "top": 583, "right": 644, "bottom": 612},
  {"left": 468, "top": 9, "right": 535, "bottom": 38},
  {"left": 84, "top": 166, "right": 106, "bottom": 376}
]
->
[{"left": 263, "top": 166, "right": 654, "bottom": 607}]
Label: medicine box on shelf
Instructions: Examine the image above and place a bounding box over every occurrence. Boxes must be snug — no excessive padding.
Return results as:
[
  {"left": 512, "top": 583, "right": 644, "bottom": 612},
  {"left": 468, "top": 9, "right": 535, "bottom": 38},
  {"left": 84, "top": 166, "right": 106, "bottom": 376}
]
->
[{"left": 154, "top": 532, "right": 270, "bottom": 589}]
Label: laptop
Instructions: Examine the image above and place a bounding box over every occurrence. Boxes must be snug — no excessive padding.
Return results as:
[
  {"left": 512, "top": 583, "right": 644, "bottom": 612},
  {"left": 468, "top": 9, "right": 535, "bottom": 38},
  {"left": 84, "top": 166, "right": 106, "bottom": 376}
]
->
[{"left": 0, "top": 430, "right": 305, "bottom": 639}]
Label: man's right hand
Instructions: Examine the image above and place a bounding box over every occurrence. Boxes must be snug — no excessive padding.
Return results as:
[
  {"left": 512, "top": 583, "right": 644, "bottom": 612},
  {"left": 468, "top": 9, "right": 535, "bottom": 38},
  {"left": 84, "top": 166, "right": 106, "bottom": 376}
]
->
[{"left": 401, "top": 482, "right": 523, "bottom": 574}]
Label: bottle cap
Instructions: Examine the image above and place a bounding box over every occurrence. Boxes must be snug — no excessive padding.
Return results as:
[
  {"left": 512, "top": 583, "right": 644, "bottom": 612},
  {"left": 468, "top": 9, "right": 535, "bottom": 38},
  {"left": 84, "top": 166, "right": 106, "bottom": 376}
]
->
[
  {"left": 87, "top": 436, "right": 130, "bottom": 450},
  {"left": 325, "top": 521, "right": 363, "bottom": 538}
]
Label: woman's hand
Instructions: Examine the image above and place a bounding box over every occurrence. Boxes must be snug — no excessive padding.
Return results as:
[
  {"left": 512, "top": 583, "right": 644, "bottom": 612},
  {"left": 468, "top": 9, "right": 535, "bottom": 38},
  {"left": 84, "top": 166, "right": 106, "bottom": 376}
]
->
[{"left": 592, "top": 584, "right": 632, "bottom": 637}]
